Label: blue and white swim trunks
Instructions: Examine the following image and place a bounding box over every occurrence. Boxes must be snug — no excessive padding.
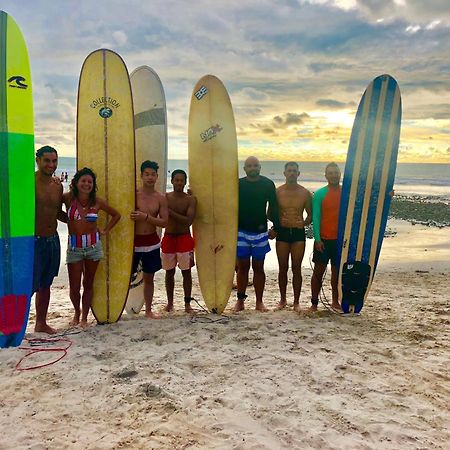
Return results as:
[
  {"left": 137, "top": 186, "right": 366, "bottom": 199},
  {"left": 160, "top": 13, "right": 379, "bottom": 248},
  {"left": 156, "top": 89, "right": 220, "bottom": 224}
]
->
[{"left": 237, "top": 229, "right": 271, "bottom": 260}]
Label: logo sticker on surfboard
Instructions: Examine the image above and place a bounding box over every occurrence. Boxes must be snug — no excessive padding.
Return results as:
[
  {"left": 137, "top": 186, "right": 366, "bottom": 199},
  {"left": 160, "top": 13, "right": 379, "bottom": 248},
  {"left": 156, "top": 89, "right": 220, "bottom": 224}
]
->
[
  {"left": 7, "top": 76, "right": 28, "bottom": 89},
  {"left": 90, "top": 96, "right": 120, "bottom": 118},
  {"left": 194, "top": 86, "right": 208, "bottom": 100},
  {"left": 200, "top": 124, "right": 223, "bottom": 142}
]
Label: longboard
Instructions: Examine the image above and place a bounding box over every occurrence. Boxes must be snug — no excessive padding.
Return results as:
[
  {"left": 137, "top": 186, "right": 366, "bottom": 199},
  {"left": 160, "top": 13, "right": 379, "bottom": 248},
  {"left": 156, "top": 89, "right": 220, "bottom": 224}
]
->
[
  {"left": 188, "top": 75, "right": 238, "bottom": 314},
  {"left": 337, "top": 74, "right": 402, "bottom": 314},
  {"left": 0, "top": 11, "right": 35, "bottom": 348},
  {"left": 77, "top": 49, "right": 135, "bottom": 324},
  {"left": 126, "top": 66, "right": 168, "bottom": 315}
]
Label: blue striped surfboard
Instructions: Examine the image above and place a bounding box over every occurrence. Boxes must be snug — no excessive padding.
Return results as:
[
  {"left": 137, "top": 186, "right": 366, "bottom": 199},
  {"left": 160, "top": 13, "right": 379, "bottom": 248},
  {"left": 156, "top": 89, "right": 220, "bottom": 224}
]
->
[{"left": 337, "top": 74, "right": 402, "bottom": 314}]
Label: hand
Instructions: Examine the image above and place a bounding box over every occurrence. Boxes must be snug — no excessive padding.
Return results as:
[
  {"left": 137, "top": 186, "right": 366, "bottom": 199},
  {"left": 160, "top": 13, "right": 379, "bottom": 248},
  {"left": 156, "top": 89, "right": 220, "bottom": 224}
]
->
[
  {"left": 51, "top": 176, "right": 62, "bottom": 186},
  {"left": 268, "top": 228, "right": 277, "bottom": 240},
  {"left": 187, "top": 186, "right": 193, "bottom": 196},
  {"left": 130, "top": 210, "right": 146, "bottom": 221},
  {"left": 294, "top": 218, "right": 304, "bottom": 228},
  {"left": 99, "top": 229, "right": 107, "bottom": 236},
  {"left": 314, "top": 241, "right": 325, "bottom": 252}
]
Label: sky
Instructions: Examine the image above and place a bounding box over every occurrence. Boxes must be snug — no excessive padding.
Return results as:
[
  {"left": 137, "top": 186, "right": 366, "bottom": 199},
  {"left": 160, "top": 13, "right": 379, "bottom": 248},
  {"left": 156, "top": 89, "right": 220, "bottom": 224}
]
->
[{"left": 3, "top": 0, "right": 450, "bottom": 163}]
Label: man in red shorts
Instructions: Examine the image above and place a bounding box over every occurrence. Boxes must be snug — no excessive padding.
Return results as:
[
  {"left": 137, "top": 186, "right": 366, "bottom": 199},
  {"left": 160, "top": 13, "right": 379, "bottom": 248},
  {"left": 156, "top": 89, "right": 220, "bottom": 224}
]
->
[{"left": 161, "top": 170, "right": 197, "bottom": 313}]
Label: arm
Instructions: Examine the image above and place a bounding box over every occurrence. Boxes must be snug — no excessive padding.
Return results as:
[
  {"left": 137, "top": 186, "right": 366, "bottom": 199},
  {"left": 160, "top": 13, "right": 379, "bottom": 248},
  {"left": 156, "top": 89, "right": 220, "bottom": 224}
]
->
[
  {"left": 168, "top": 196, "right": 197, "bottom": 226},
  {"left": 98, "top": 198, "right": 121, "bottom": 235},
  {"left": 58, "top": 188, "right": 68, "bottom": 223},
  {"left": 303, "top": 191, "right": 312, "bottom": 227},
  {"left": 267, "top": 181, "right": 280, "bottom": 231}
]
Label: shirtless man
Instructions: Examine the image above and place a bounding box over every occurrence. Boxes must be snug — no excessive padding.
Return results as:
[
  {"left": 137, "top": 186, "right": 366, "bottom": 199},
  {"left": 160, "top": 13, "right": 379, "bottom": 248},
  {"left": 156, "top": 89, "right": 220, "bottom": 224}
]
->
[
  {"left": 161, "top": 170, "right": 197, "bottom": 313},
  {"left": 34, "top": 146, "right": 67, "bottom": 334},
  {"left": 273, "top": 162, "right": 312, "bottom": 312},
  {"left": 130, "top": 161, "right": 168, "bottom": 319}
]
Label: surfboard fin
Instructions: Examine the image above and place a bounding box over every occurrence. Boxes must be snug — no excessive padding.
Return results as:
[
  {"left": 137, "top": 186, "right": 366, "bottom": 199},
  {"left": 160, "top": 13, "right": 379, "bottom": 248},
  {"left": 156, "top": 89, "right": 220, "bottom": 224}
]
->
[
  {"left": 341, "top": 262, "right": 371, "bottom": 314},
  {"left": 0, "top": 294, "right": 27, "bottom": 346}
]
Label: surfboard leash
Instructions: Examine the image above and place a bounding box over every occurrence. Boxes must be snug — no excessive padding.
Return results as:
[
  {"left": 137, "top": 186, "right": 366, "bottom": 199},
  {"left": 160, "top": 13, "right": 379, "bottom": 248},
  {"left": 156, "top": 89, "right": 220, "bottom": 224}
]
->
[
  {"left": 15, "top": 336, "right": 73, "bottom": 371},
  {"left": 190, "top": 298, "right": 231, "bottom": 324}
]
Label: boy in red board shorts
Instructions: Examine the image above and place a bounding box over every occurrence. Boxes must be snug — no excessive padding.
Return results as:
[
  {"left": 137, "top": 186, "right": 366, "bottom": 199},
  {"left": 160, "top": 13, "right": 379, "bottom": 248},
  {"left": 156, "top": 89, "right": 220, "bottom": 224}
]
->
[
  {"left": 130, "top": 161, "right": 168, "bottom": 319},
  {"left": 161, "top": 169, "right": 197, "bottom": 313}
]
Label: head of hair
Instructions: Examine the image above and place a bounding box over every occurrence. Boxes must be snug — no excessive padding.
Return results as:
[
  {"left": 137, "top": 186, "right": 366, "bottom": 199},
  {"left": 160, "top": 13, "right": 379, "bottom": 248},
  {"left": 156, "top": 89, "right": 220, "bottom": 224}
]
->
[
  {"left": 325, "top": 162, "right": 339, "bottom": 173},
  {"left": 171, "top": 169, "right": 187, "bottom": 182},
  {"left": 70, "top": 167, "right": 97, "bottom": 203},
  {"left": 284, "top": 161, "right": 299, "bottom": 170},
  {"left": 36, "top": 145, "right": 58, "bottom": 158},
  {"left": 140, "top": 160, "right": 159, "bottom": 174}
]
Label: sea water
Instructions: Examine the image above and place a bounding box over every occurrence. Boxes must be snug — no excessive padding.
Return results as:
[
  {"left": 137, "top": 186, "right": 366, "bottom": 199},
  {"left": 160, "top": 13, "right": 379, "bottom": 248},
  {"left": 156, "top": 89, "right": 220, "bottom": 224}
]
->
[{"left": 54, "top": 157, "right": 450, "bottom": 198}]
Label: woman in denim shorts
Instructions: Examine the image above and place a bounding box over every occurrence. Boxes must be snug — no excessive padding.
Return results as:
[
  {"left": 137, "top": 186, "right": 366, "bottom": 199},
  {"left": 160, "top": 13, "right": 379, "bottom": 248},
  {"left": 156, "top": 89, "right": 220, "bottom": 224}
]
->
[{"left": 63, "top": 168, "right": 120, "bottom": 328}]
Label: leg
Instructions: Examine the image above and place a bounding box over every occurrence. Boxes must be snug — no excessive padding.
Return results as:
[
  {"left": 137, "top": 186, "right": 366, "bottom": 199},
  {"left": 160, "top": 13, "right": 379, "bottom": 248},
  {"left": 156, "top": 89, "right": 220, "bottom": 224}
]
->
[
  {"left": 252, "top": 259, "right": 268, "bottom": 312},
  {"left": 144, "top": 272, "right": 160, "bottom": 319},
  {"left": 80, "top": 259, "right": 100, "bottom": 328},
  {"left": 310, "top": 262, "right": 327, "bottom": 312},
  {"left": 34, "top": 287, "right": 57, "bottom": 334},
  {"left": 67, "top": 261, "right": 84, "bottom": 326},
  {"left": 164, "top": 268, "right": 176, "bottom": 312},
  {"left": 291, "top": 241, "right": 306, "bottom": 312},
  {"left": 233, "top": 257, "right": 250, "bottom": 312},
  {"left": 181, "top": 269, "right": 194, "bottom": 313},
  {"left": 330, "top": 265, "right": 341, "bottom": 310},
  {"left": 274, "top": 241, "right": 290, "bottom": 310}
]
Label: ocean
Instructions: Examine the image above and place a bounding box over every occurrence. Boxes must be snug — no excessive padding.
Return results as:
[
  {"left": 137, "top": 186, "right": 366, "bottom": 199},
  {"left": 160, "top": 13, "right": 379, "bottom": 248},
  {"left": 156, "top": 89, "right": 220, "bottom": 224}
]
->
[{"left": 55, "top": 157, "right": 450, "bottom": 199}]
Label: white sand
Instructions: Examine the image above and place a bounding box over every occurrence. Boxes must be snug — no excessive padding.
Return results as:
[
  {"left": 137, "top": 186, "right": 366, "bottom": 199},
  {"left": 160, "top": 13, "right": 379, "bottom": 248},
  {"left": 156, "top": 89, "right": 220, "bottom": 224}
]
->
[{"left": 0, "top": 220, "right": 449, "bottom": 449}]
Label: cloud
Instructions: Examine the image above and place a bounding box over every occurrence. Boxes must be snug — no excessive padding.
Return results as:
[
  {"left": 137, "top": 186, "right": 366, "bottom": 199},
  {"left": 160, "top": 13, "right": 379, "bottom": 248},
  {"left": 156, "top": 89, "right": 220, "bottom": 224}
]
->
[{"left": 316, "top": 99, "right": 356, "bottom": 109}]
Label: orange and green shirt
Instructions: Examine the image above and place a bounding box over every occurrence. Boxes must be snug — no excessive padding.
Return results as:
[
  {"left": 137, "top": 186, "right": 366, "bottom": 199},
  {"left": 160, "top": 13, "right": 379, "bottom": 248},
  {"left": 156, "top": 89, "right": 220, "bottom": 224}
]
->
[{"left": 312, "top": 185, "right": 341, "bottom": 241}]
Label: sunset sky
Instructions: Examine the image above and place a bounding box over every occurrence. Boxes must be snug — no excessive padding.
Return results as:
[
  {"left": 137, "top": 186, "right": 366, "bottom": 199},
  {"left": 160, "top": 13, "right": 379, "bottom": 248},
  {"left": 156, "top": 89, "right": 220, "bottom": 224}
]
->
[{"left": 3, "top": 0, "right": 450, "bottom": 162}]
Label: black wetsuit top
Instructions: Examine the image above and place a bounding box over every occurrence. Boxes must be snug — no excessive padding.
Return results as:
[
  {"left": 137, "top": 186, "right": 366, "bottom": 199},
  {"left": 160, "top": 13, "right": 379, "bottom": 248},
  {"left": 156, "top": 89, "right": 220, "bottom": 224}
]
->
[{"left": 238, "top": 176, "right": 280, "bottom": 233}]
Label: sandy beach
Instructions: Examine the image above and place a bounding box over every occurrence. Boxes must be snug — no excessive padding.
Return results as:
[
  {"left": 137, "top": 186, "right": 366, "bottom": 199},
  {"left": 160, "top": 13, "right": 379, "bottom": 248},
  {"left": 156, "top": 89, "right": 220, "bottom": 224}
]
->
[{"left": 0, "top": 215, "right": 449, "bottom": 449}]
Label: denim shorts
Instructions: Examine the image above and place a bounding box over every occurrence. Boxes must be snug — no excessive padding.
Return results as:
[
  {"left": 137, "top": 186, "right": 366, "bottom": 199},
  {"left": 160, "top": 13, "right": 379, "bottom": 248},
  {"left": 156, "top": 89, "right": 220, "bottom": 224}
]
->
[{"left": 66, "top": 240, "right": 104, "bottom": 264}]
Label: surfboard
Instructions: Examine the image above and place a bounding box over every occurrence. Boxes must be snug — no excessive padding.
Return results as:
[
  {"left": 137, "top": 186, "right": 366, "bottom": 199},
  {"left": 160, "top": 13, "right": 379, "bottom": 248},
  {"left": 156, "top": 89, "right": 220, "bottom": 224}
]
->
[
  {"left": 188, "top": 75, "right": 238, "bottom": 314},
  {"left": 77, "top": 49, "right": 135, "bottom": 324},
  {"left": 125, "top": 65, "right": 168, "bottom": 315},
  {"left": 337, "top": 74, "right": 402, "bottom": 314},
  {"left": 0, "top": 11, "right": 34, "bottom": 348}
]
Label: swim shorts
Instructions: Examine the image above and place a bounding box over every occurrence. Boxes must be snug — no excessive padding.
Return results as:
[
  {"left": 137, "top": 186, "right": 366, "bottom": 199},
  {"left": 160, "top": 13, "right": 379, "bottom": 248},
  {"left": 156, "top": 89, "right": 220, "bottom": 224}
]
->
[
  {"left": 33, "top": 234, "right": 61, "bottom": 292},
  {"left": 312, "top": 239, "right": 338, "bottom": 266},
  {"left": 161, "top": 233, "right": 195, "bottom": 270},
  {"left": 132, "top": 233, "right": 162, "bottom": 274},
  {"left": 237, "top": 229, "right": 270, "bottom": 261},
  {"left": 276, "top": 227, "right": 306, "bottom": 243}
]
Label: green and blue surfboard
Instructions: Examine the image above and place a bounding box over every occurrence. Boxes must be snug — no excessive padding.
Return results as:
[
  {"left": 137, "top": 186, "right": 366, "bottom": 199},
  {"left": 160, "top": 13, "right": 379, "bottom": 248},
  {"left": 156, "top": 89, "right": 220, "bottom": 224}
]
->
[{"left": 0, "top": 11, "right": 35, "bottom": 347}]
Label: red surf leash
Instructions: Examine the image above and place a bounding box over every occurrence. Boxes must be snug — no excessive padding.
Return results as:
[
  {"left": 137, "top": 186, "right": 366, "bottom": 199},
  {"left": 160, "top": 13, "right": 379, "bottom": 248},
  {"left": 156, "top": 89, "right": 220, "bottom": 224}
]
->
[{"left": 15, "top": 337, "right": 73, "bottom": 371}]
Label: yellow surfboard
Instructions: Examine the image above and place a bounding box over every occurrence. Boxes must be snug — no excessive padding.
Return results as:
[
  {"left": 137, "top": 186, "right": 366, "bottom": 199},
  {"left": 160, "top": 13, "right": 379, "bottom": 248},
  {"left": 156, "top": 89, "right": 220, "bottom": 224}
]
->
[
  {"left": 77, "top": 49, "right": 135, "bottom": 323},
  {"left": 188, "top": 75, "right": 238, "bottom": 314}
]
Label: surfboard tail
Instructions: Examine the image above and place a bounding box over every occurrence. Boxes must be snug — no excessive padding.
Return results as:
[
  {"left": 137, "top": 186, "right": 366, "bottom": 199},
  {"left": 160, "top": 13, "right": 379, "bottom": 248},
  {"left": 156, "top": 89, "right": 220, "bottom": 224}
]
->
[{"left": 0, "top": 294, "right": 27, "bottom": 347}]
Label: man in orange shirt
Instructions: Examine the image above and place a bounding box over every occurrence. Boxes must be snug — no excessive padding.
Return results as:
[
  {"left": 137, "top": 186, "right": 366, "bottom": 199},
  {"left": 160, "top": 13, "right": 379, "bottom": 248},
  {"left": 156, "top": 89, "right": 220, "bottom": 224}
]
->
[{"left": 310, "top": 162, "right": 342, "bottom": 311}]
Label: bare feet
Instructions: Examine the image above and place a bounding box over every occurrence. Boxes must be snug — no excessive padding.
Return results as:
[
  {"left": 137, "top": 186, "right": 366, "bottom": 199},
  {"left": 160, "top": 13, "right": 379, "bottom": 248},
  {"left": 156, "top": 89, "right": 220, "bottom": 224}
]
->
[
  {"left": 293, "top": 303, "right": 301, "bottom": 312},
  {"left": 255, "top": 302, "right": 268, "bottom": 312},
  {"left": 34, "top": 323, "right": 57, "bottom": 334},
  {"left": 185, "top": 304, "right": 195, "bottom": 314},
  {"left": 80, "top": 320, "right": 90, "bottom": 329},
  {"left": 69, "top": 311, "right": 80, "bottom": 327},
  {"left": 164, "top": 304, "right": 174, "bottom": 313},
  {"left": 331, "top": 302, "right": 342, "bottom": 312},
  {"left": 274, "top": 301, "right": 287, "bottom": 311},
  {"left": 145, "top": 311, "right": 161, "bottom": 319},
  {"left": 233, "top": 299, "right": 245, "bottom": 313},
  {"left": 308, "top": 305, "right": 318, "bottom": 313}
]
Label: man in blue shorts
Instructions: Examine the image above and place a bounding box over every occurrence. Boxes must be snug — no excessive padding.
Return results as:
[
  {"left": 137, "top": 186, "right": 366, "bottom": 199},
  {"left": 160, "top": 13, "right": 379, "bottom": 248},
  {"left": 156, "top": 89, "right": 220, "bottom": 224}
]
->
[
  {"left": 34, "top": 146, "right": 67, "bottom": 333},
  {"left": 233, "top": 156, "right": 280, "bottom": 313}
]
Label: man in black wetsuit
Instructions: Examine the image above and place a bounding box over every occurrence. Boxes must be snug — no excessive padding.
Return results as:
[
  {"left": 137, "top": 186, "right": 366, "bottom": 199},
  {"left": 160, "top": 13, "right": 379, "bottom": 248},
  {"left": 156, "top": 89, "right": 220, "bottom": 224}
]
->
[{"left": 233, "top": 156, "right": 280, "bottom": 312}]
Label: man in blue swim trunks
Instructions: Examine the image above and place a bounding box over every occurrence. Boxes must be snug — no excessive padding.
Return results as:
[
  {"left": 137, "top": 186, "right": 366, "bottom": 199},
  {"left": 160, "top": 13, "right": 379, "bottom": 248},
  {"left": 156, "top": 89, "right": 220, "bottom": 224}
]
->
[
  {"left": 233, "top": 156, "right": 280, "bottom": 313},
  {"left": 34, "top": 146, "right": 67, "bottom": 333}
]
